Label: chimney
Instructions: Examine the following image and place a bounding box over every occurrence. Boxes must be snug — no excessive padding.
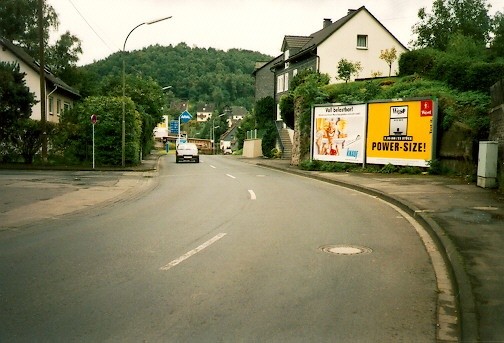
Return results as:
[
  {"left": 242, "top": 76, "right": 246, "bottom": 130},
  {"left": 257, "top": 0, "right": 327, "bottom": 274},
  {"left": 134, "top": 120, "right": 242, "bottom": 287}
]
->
[{"left": 323, "top": 18, "right": 332, "bottom": 28}]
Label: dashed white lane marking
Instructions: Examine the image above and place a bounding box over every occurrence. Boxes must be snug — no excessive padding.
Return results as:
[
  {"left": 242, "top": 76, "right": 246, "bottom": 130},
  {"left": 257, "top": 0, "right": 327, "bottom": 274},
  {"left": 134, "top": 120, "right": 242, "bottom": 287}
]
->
[
  {"left": 209, "top": 165, "right": 217, "bottom": 169},
  {"left": 248, "top": 190, "right": 256, "bottom": 200},
  {"left": 226, "top": 174, "right": 236, "bottom": 179},
  {"left": 160, "top": 233, "right": 227, "bottom": 271}
]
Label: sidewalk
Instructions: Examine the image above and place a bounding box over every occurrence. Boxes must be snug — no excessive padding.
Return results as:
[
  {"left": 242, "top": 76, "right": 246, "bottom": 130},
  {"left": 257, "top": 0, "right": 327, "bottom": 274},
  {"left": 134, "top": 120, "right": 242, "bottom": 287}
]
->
[
  {"left": 0, "top": 155, "right": 160, "bottom": 229},
  {"left": 251, "top": 157, "right": 504, "bottom": 343}
]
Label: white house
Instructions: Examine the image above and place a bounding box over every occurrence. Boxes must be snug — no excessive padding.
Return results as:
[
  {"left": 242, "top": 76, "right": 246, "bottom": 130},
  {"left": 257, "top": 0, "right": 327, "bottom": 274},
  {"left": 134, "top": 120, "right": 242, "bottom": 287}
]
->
[
  {"left": 196, "top": 103, "right": 215, "bottom": 122},
  {"left": 0, "top": 37, "right": 80, "bottom": 123},
  {"left": 270, "top": 6, "right": 408, "bottom": 116},
  {"left": 254, "top": 6, "right": 408, "bottom": 159}
]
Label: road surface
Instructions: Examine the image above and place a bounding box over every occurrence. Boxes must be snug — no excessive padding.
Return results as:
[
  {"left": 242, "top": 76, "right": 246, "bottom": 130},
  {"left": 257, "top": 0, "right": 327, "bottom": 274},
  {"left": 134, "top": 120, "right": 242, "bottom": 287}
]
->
[{"left": 0, "top": 155, "right": 437, "bottom": 342}]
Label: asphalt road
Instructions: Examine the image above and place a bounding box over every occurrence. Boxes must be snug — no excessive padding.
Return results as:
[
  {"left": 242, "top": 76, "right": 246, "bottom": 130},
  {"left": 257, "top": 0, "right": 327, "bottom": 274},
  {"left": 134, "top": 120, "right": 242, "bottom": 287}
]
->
[{"left": 0, "top": 155, "right": 438, "bottom": 342}]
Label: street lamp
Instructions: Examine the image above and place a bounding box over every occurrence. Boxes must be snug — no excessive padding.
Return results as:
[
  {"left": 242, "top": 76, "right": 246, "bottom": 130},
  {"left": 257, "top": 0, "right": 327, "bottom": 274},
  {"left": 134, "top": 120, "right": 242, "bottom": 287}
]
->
[
  {"left": 122, "top": 16, "right": 172, "bottom": 167},
  {"left": 212, "top": 113, "right": 226, "bottom": 155}
]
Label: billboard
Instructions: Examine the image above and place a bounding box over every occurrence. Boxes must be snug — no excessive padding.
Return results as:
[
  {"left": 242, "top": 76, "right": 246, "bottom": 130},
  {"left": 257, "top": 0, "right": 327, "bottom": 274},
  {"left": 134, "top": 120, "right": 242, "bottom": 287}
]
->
[
  {"left": 312, "top": 104, "right": 367, "bottom": 163},
  {"left": 366, "top": 99, "right": 437, "bottom": 167}
]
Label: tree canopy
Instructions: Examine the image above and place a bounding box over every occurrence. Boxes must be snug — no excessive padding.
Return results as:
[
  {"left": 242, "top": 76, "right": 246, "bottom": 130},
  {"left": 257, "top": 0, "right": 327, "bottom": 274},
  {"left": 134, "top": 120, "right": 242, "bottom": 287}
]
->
[
  {"left": 0, "top": 0, "right": 82, "bottom": 79},
  {"left": 0, "top": 62, "right": 36, "bottom": 141},
  {"left": 412, "top": 0, "right": 493, "bottom": 51}
]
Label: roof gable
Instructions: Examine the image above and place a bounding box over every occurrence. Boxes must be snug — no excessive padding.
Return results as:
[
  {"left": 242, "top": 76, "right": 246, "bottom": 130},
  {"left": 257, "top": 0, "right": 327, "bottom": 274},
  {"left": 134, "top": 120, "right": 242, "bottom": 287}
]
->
[
  {"left": 281, "top": 36, "right": 311, "bottom": 52},
  {"left": 0, "top": 36, "right": 80, "bottom": 98},
  {"left": 288, "top": 6, "right": 407, "bottom": 62},
  {"left": 252, "top": 54, "right": 283, "bottom": 75},
  {"left": 196, "top": 103, "right": 215, "bottom": 113}
]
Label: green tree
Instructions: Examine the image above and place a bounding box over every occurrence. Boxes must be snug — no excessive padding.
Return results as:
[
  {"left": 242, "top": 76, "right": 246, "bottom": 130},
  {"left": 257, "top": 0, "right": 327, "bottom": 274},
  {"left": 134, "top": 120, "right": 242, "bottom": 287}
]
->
[
  {"left": 254, "top": 96, "right": 275, "bottom": 128},
  {"left": 446, "top": 32, "right": 484, "bottom": 58},
  {"left": 336, "top": 59, "right": 362, "bottom": 83},
  {"left": 10, "top": 119, "right": 56, "bottom": 164},
  {"left": 490, "top": 11, "right": 504, "bottom": 58},
  {"left": 0, "top": 0, "right": 57, "bottom": 58},
  {"left": 254, "top": 97, "right": 276, "bottom": 157},
  {"left": 412, "top": 0, "right": 492, "bottom": 51},
  {"left": 0, "top": 0, "right": 82, "bottom": 79},
  {"left": 55, "top": 96, "right": 142, "bottom": 166},
  {"left": 46, "top": 31, "right": 83, "bottom": 77},
  {"left": 0, "top": 62, "right": 36, "bottom": 143},
  {"left": 279, "top": 93, "right": 295, "bottom": 129},
  {"left": 98, "top": 74, "right": 165, "bottom": 158},
  {"left": 291, "top": 72, "right": 330, "bottom": 164}
]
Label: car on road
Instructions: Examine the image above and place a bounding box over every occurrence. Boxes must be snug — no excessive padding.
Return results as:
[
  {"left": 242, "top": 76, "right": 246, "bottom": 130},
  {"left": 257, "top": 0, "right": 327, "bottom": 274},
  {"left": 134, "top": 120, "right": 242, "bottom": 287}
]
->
[{"left": 176, "top": 143, "right": 199, "bottom": 163}]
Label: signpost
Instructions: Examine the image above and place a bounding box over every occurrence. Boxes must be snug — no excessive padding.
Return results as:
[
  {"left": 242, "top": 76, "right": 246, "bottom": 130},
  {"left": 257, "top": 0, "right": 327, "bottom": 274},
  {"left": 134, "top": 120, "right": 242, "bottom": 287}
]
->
[
  {"left": 90, "top": 114, "right": 97, "bottom": 169},
  {"left": 178, "top": 110, "right": 192, "bottom": 144}
]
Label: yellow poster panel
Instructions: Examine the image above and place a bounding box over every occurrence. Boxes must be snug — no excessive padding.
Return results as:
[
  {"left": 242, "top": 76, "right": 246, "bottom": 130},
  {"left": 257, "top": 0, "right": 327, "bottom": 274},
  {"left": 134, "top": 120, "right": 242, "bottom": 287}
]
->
[{"left": 366, "top": 99, "right": 436, "bottom": 167}]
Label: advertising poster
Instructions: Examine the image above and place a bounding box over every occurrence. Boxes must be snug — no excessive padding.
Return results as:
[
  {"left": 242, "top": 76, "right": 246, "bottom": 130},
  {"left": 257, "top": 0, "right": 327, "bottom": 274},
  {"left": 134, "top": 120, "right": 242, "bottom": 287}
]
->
[
  {"left": 312, "top": 104, "right": 367, "bottom": 163},
  {"left": 366, "top": 99, "right": 437, "bottom": 167}
]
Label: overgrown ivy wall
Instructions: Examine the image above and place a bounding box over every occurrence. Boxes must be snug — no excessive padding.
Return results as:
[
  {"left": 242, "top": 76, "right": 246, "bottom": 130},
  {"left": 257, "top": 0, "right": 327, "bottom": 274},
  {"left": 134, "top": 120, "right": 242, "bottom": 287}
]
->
[{"left": 489, "top": 80, "right": 504, "bottom": 192}]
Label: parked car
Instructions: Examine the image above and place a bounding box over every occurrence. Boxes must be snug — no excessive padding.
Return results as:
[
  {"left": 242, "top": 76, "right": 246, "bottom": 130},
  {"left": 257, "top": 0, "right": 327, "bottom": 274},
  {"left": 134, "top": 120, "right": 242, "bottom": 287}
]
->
[
  {"left": 223, "top": 147, "right": 232, "bottom": 155},
  {"left": 176, "top": 143, "right": 199, "bottom": 163}
]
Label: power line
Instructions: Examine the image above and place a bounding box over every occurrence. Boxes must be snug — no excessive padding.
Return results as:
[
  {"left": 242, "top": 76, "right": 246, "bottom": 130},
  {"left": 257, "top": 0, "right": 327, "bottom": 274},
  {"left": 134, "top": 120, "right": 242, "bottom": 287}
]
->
[{"left": 67, "top": 0, "right": 118, "bottom": 53}]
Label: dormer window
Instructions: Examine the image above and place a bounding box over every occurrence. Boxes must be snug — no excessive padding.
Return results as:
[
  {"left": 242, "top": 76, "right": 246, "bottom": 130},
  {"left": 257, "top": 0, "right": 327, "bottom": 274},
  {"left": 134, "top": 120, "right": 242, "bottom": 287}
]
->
[
  {"left": 284, "top": 50, "right": 290, "bottom": 69},
  {"left": 357, "top": 35, "right": 368, "bottom": 49}
]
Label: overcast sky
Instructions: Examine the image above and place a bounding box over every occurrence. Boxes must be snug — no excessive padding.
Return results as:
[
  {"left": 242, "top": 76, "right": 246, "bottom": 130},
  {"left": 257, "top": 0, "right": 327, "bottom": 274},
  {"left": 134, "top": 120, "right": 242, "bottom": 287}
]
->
[{"left": 46, "top": 0, "right": 504, "bottom": 66}]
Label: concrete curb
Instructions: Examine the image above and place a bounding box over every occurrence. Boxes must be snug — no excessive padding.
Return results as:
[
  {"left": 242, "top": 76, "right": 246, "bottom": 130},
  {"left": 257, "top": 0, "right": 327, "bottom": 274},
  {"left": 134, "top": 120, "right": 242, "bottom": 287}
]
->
[{"left": 257, "top": 162, "right": 477, "bottom": 342}]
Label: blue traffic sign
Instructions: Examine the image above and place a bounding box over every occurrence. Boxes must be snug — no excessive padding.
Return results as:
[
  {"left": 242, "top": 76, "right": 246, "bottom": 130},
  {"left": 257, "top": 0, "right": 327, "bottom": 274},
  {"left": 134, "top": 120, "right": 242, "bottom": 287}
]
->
[
  {"left": 169, "top": 120, "right": 179, "bottom": 134},
  {"left": 179, "top": 110, "right": 192, "bottom": 123}
]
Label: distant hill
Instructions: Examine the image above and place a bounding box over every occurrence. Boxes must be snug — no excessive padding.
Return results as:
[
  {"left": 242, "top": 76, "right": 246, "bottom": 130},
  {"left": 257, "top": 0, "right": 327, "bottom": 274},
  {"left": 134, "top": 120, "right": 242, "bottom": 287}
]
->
[{"left": 81, "top": 42, "right": 274, "bottom": 110}]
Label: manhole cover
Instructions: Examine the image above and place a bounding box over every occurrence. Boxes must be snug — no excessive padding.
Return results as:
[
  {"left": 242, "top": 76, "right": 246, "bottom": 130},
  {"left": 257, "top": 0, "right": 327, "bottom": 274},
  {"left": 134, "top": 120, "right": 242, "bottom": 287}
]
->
[{"left": 320, "top": 245, "right": 372, "bottom": 255}]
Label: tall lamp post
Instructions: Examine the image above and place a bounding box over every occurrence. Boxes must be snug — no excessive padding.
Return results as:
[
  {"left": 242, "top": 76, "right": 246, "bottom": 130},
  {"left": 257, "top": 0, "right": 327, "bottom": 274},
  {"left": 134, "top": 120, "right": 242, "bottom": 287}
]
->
[
  {"left": 122, "top": 16, "right": 172, "bottom": 167},
  {"left": 212, "top": 113, "right": 226, "bottom": 155}
]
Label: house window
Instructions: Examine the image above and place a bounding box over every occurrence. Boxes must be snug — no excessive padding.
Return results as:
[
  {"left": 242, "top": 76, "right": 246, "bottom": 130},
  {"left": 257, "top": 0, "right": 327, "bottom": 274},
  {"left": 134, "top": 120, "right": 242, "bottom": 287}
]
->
[
  {"left": 284, "top": 50, "right": 290, "bottom": 69},
  {"left": 357, "top": 35, "right": 368, "bottom": 49},
  {"left": 277, "top": 73, "right": 290, "bottom": 93},
  {"left": 56, "top": 99, "right": 61, "bottom": 115},
  {"left": 277, "top": 75, "right": 284, "bottom": 93},
  {"left": 64, "top": 102, "right": 71, "bottom": 113},
  {"left": 293, "top": 69, "right": 298, "bottom": 77},
  {"left": 48, "top": 96, "right": 54, "bottom": 115}
]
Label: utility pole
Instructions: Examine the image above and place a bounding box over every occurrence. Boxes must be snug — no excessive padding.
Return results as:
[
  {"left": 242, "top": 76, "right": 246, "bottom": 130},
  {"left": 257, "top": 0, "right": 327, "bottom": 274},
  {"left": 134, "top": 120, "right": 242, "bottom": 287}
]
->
[{"left": 38, "top": 0, "right": 47, "bottom": 161}]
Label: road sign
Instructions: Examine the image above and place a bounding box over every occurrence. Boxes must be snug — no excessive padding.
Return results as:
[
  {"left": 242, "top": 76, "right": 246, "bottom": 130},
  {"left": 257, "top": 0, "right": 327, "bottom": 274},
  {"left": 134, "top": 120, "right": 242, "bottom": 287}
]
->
[
  {"left": 179, "top": 110, "right": 192, "bottom": 123},
  {"left": 90, "top": 114, "right": 97, "bottom": 124},
  {"left": 170, "top": 120, "right": 179, "bottom": 134}
]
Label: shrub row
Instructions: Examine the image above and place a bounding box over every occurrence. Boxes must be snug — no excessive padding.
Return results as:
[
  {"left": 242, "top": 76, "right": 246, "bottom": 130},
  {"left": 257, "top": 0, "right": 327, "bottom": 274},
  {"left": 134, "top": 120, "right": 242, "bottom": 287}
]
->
[{"left": 399, "top": 49, "right": 504, "bottom": 93}]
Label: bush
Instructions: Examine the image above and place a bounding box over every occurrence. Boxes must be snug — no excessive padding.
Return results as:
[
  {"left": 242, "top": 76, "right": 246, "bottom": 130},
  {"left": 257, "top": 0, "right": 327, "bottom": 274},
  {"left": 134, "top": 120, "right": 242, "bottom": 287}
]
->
[
  {"left": 54, "top": 96, "right": 142, "bottom": 166},
  {"left": 398, "top": 166, "right": 423, "bottom": 174},
  {"left": 261, "top": 121, "right": 277, "bottom": 158},
  {"left": 427, "top": 159, "right": 442, "bottom": 175},
  {"left": 379, "top": 163, "right": 397, "bottom": 174},
  {"left": 299, "top": 159, "right": 322, "bottom": 170},
  {"left": 399, "top": 48, "right": 437, "bottom": 76},
  {"left": 399, "top": 48, "right": 504, "bottom": 93}
]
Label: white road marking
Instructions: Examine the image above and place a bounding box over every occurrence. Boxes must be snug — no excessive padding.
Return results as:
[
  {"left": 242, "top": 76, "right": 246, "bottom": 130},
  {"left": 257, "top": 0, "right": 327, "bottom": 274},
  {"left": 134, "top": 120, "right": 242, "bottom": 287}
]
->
[
  {"left": 160, "top": 233, "right": 227, "bottom": 271},
  {"left": 248, "top": 190, "right": 256, "bottom": 200},
  {"left": 209, "top": 165, "right": 217, "bottom": 169},
  {"left": 226, "top": 174, "right": 236, "bottom": 179}
]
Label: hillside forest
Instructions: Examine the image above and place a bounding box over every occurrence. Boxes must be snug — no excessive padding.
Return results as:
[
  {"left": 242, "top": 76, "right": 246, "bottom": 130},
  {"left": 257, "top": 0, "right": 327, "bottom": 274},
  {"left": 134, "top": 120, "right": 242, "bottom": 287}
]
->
[{"left": 78, "top": 43, "right": 272, "bottom": 112}]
